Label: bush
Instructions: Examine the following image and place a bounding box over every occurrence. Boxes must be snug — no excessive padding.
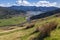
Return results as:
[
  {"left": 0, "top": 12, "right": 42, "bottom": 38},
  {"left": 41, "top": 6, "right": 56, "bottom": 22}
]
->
[{"left": 34, "top": 21, "right": 58, "bottom": 40}]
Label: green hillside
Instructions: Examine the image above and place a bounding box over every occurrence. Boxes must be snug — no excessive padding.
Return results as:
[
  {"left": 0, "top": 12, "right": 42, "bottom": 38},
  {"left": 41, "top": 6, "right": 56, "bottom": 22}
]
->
[
  {"left": 0, "top": 7, "right": 26, "bottom": 19},
  {"left": 0, "top": 13, "right": 59, "bottom": 40},
  {"left": 0, "top": 16, "right": 26, "bottom": 27}
]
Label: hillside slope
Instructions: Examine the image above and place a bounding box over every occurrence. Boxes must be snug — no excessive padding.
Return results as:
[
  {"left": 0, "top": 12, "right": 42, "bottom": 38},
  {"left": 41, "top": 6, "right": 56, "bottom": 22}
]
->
[
  {"left": 0, "top": 7, "right": 26, "bottom": 19},
  {"left": 0, "top": 11, "right": 60, "bottom": 40},
  {"left": 30, "top": 8, "right": 60, "bottom": 20}
]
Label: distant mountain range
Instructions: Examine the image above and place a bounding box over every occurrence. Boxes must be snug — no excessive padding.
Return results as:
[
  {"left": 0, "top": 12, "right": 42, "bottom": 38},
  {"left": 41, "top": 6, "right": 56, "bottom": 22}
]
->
[
  {"left": 9, "top": 6, "right": 58, "bottom": 12},
  {"left": 0, "top": 6, "right": 59, "bottom": 19}
]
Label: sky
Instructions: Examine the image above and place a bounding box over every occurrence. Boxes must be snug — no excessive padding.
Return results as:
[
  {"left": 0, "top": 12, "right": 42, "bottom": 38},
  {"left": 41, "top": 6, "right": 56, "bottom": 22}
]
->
[{"left": 0, "top": 0, "right": 60, "bottom": 7}]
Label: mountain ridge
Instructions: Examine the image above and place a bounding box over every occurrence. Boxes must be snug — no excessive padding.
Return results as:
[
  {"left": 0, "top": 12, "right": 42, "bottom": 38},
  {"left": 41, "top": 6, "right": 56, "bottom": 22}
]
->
[
  {"left": 0, "top": 6, "right": 59, "bottom": 19},
  {"left": 9, "top": 6, "right": 58, "bottom": 12},
  {"left": 30, "top": 8, "right": 60, "bottom": 20}
]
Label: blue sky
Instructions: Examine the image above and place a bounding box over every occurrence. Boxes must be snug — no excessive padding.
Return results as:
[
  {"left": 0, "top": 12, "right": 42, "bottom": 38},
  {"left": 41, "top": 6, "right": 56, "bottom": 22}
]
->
[
  {"left": 0, "top": 0, "right": 60, "bottom": 7},
  {"left": 0, "top": 0, "right": 16, "bottom": 5}
]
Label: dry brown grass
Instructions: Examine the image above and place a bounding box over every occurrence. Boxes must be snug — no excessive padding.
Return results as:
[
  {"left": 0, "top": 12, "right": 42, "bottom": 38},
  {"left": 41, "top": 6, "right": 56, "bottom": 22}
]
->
[
  {"left": 36, "top": 21, "right": 58, "bottom": 32},
  {"left": 25, "top": 23, "right": 35, "bottom": 29},
  {"left": 32, "top": 21, "right": 58, "bottom": 40},
  {"left": 29, "top": 36, "right": 36, "bottom": 40}
]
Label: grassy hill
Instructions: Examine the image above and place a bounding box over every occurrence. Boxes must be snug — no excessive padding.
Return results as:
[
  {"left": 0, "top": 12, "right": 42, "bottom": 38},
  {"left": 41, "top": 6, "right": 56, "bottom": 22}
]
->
[
  {"left": 0, "top": 7, "right": 26, "bottom": 19},
  {"left": 0, "top": 8, "right": 60, "bottom": 40},
  {"left": 0, "top": 16, "right": 26, "bottom": 27},
  {"left": 0, "top": 13, "right": 59, "bottom": 40},
  {"left": 0, "top": 7, "right": 26, "bottom": 26}
]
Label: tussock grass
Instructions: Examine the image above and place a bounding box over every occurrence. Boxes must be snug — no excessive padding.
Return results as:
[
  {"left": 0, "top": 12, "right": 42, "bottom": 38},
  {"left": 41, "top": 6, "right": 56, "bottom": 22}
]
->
[{"left": 25, "top": 23, "right": 35, "bottom": 29}]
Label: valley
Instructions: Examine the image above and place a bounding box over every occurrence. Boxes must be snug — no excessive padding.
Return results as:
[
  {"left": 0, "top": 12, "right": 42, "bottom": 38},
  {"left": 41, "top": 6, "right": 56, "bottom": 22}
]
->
[
  {"left": 0, "top": 11, "right": 59, "bottom": 40},
  {"left": 0, "top": 6, "right": 59, "bottom": 40}
]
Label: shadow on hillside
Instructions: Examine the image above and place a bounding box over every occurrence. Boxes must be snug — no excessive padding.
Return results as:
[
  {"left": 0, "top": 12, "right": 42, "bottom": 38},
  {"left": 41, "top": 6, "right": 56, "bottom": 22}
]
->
[
  {"left": 30, "top": 8, "right": 60, "bottom": 20},
  {"left": 36, "top": 33, "right": 50, "bottom": 40}
]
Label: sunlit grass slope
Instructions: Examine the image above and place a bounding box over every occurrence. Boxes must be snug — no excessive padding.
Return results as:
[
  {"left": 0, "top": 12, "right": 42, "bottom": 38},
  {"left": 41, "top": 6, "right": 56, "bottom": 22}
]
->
[
  {"left": 0, "top": 14, "right": 60, "bottom": 40},
  {"left": 0, "top": 16, "right": 25, "bottom": 26}
]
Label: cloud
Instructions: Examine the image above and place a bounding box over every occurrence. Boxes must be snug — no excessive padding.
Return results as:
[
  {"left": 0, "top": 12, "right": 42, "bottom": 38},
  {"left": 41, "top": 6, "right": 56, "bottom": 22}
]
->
[
  {"left": 16, "top": 0, "right": 33, "bottom": 6},
  {"left": 17, "top": 0, "right": 57, "bottom": 7},
  {"left": 0, "top": 0, "right": 57, "bottom": 7},
  {"left": 36, "top": 1, "right": 57, "bottom": 7},
  {"left": 0, "top": 3, "right": 16, "bottom": 7}
]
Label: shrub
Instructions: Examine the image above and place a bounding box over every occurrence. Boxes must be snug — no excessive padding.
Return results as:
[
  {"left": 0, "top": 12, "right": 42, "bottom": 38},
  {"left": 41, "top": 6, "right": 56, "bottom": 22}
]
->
[{"left": 34, "top": 21, "right": 58, "bottom": 40}]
